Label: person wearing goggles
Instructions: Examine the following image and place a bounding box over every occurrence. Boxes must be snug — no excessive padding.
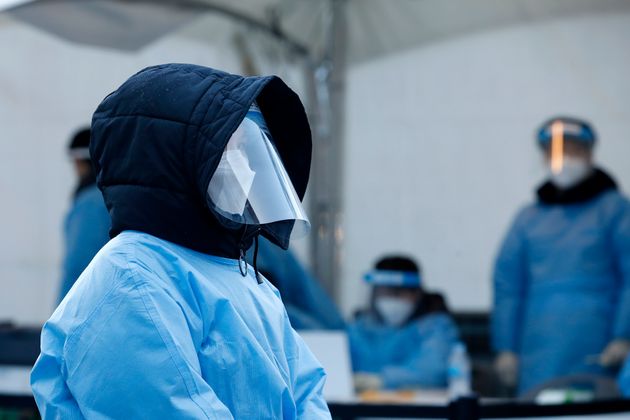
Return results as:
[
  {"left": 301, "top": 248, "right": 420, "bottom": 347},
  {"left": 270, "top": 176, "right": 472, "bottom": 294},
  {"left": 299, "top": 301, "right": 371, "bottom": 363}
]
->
[
  {"left": 492, "top": 116, "right": 630, "bottom": 395},
  {"left": 347, "top": 255, "right": 459, "bottom": 392}
]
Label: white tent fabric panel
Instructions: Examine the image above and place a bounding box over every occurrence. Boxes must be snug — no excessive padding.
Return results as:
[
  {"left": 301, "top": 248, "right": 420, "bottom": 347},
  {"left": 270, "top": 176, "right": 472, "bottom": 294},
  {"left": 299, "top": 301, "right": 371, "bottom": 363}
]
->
[
  {"left": 9, "top": 0, "right": 199, "bottom": 51},
  {"left": 6, "top": 0, "right": 630, "bottom": 64},
  {"left": 0, "top": 0, "right": 31, "bottom": 9}
]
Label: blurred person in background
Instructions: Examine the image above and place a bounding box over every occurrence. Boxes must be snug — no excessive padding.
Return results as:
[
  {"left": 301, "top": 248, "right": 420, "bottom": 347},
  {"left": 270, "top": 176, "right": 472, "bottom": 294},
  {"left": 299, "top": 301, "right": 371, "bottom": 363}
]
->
[
  {"left": 618, "top": 354, "right": 630, "bottom": 397},
  {"left": 251, "top": 237, "right": 345, "bottom": 330},
  {"left": 31, "top": 64, "right": 330, "bottom": 419},
  {"left": 347, "top": 255, "right": 459, "bottom": 391},
  {"left": 58, "top": 128, "right": 110, "bottom": 303},
  {"left": 492, "top": 116, "right": 630, "bottom": 395}
]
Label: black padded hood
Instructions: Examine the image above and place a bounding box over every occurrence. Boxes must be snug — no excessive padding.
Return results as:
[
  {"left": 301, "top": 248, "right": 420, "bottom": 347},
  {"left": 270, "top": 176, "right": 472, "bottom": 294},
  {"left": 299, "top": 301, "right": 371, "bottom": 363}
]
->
[{"left": 90, "top": 64, "right": 312, "bottom": 258}]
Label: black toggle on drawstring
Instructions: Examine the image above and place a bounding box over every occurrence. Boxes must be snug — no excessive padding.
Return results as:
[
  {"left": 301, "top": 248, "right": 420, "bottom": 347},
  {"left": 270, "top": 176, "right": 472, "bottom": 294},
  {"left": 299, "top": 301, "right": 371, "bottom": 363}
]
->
[
  {"left": 238, "top": 248, "right": 248, "bottom": 277},
  {"left": 253, "top": 234, "right": 262, "bottom": 284},
  {"left": 237, "top": 226, "right": 262, "bottom": 284}
]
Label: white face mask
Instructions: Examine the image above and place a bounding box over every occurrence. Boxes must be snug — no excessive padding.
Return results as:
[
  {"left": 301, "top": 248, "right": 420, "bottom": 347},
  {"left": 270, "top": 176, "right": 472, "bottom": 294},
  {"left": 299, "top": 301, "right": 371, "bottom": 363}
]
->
[
  {"left": 549, "top": 157, "right": 592, "bottom": 189},
  {"left": 375, "top": 296, "right": 415, "bottom": 327}
]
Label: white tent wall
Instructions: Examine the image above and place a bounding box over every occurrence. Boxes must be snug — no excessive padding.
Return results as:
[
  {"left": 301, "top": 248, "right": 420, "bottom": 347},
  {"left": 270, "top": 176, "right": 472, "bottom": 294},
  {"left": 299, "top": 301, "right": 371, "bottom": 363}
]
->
[
  {"left": 0, "top": 14, "right": 292, "bottom": 324},
  {"left": 339, "top": 11, "right": 630, "bottom": 316},
  {"left": 2, "top": 4, "right": 630, "bottom": 324}
]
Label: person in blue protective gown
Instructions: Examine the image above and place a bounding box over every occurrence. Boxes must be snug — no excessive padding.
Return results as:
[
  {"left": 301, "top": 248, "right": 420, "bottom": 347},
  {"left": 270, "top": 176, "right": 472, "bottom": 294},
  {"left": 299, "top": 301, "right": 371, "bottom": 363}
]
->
[
  {"left": 347, "top": 256, "right": 460, "bottom": 391},
  {"left": 492, "top": 116, "right": 630, "bottom": 395},
  {"left": 250, "top": 237, "right": 345, "bottom": 330},
  {"left": 58, "top": 128, "right": 110, "bottom": 303},
  {"left": 30, "top": 64, "right": 331, "bottom": 419}
]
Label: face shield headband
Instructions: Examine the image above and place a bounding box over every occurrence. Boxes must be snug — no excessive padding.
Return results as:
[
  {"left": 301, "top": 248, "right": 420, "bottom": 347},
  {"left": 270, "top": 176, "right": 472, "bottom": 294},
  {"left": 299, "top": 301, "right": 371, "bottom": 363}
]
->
[{"left": 363, "top": 270, "right": 422, "bottom": 287}]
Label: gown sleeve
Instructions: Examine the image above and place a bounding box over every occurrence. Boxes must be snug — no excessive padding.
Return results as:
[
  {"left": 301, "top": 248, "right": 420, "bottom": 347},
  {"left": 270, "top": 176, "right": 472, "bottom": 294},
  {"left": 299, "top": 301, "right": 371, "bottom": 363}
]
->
[
  {"left": 56, "top": 269, "right": 233, "bottom": 420},
  {"left": 290, "top": 330, "right": 331, "bottom": 419},
  {"left": 381, "top": 314, "right": 459, "bottom": 389},
  {"left": 492, "top": 209, "right": 529, "bottom": 353}
]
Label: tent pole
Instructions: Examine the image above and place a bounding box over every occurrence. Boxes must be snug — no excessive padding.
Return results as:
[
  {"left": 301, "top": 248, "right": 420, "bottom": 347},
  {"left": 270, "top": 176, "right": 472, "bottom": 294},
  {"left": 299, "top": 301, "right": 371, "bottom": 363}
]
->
[{"left": 307, "top": 0, "right": 347, "bottom": 300}]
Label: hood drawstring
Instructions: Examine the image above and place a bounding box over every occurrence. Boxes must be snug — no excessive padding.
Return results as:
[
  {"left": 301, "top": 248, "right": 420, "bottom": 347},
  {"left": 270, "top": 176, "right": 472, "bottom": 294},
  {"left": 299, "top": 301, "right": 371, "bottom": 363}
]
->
[
  {"left": 238, "top": 226, "right": 262, "bottom": 284},
  {"left": 253, "top": 234, "right": 262, "bottom": 284},
  {"left": 238, "top": 248, "right": 248, "bottom": 277}
]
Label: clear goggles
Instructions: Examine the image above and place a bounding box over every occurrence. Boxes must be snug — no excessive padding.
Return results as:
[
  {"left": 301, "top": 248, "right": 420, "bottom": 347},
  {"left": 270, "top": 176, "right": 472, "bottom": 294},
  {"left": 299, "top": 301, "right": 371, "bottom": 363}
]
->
[{"left": 207, "top": 104, "right": 310, "bottom": 246}]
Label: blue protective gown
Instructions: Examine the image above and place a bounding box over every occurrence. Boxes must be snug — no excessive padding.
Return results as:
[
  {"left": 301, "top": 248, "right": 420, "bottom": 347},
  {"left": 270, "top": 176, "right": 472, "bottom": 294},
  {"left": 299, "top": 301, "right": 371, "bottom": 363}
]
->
[
  {"left": 31, "top": 231, "right": 330, "bottom": 419},
  {"left": 618, "top": 356, "right": 630, "bottom": 397},
  {"left": 492, "top": 189, "right": 630, "bottom": 394},
  {"left": 58, "top": 184, "right": 110, "bottom": 302},
  {"left": 251, "top": 238, "right": 345, "bottom": 330},
  {"left": 347, "top": 312, "right": 459, "bottom": 390}
]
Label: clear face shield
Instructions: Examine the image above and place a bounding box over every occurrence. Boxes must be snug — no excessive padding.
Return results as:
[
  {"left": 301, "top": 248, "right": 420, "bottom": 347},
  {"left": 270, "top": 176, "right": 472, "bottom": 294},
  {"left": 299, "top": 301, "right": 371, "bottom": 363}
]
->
[
  {"left": 541, "top": 120, "right": 594, "bottom": 189},
  {"left": 206, "top": 104, "right": 310, "bottom": 249}
]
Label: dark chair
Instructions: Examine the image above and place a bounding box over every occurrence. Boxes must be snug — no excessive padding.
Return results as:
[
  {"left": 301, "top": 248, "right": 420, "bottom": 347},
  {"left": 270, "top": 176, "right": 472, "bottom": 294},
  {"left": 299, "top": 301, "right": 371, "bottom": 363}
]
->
[
  {"left": 0, "top": 323, "right": 41, "bottom": 366},
  {"left": 451, "top": 312, "right": 508, "bottom": 397}
]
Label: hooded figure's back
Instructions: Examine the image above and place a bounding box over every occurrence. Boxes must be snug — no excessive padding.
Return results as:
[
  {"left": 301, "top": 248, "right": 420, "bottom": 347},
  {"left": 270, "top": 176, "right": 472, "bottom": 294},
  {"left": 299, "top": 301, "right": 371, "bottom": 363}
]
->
[{"left": 31, "top": 64, "right": 331, "bottom": 419}]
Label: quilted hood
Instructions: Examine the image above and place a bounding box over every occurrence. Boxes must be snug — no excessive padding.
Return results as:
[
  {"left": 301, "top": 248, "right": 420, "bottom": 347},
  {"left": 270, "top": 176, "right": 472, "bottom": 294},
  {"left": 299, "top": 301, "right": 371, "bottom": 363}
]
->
[{"left": 90, "top": 63, "right": 312, "bottom": 258}]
